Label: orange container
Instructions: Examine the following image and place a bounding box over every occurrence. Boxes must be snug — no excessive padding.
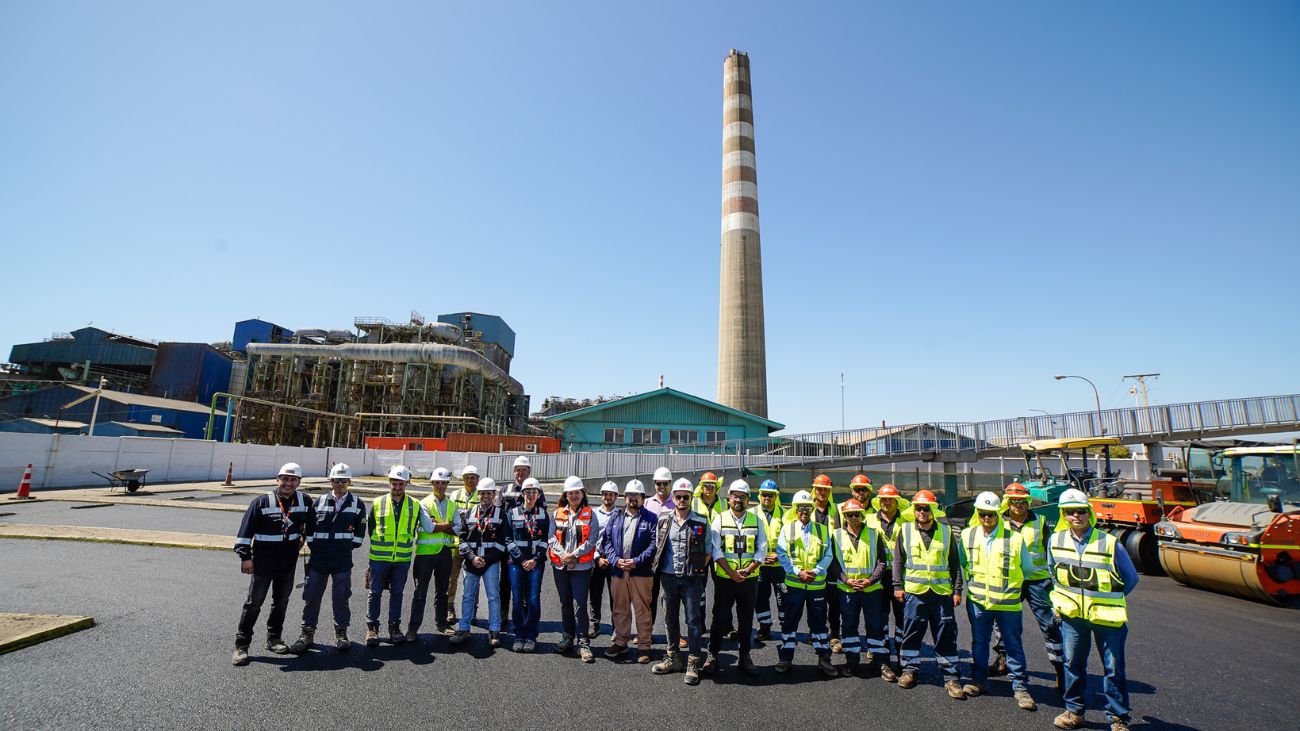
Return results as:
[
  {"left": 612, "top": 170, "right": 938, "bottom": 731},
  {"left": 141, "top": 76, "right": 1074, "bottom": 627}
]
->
[
  {"left": 446, "top": 433, "right": 560, "bottom": 453},
  {"left": 364, "top": 437, "right": 449, "bottom": 451}
]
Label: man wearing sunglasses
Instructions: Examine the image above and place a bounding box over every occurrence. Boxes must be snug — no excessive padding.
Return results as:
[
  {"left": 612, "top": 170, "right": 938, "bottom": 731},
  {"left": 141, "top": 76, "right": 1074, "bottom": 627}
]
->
[
  {"left": 1048, "top": 489, "right": 1140, "bottom": 731},
  {"left": 960, "top": 492, "right": 1038, "bottom": 710},
  {"left": 291, "top": 463, "right": 367, "bottom": 654},
  {"left": 892, "top": 489, "right": 966, "bottom": 699},
  {"left": 995, "top": 482, "right": 1065, "bottom": 693}
]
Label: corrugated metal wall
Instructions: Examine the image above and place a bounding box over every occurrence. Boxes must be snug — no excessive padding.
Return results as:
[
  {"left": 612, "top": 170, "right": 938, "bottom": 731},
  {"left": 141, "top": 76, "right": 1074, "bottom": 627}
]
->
[
  {"left": 9, "top": 328, "right": 156, "bottom": 369},
  {"left": 148, "top": 343, "right": 233, "bottom": 404}
]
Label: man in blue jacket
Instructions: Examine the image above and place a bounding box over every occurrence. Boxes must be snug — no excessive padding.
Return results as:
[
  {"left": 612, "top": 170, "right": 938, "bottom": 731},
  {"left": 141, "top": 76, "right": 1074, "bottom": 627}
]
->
[
  {"left": 600, "top": 478, "right": 658, "bottom": 664},
  {"left": 290, "top": 462, "right": 366, "bottom": 653}
]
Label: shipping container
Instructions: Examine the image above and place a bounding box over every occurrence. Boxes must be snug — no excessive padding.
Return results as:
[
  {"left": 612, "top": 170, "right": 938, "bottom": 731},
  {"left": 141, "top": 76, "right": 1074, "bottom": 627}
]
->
[
  {"left": 147, "top": 342, "right": 233, "bottom": 405},
  {"left": 446, "top": 433, "right": 560, "bottom": 454},
  {"left": 364, "top": 437, "right": 449, "bottom": 451}
]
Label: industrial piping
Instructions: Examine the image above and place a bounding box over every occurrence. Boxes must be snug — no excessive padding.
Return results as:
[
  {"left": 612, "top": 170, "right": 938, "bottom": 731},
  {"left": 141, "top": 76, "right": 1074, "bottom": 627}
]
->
[{"left": 245, "top": 342, "right": 524, "bottom": 395}]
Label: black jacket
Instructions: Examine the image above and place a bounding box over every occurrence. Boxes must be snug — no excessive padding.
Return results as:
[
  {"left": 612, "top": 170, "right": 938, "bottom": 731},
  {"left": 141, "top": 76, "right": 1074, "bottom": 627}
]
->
[
  {"left": 456, "top": 503, "right": 507, "bottom": 575},
  {"left": 234, "top": 490, "right": 316, "bottom": 576},
  {"left": 305, "top": 491, "right": 366, "bottom": 573},
  {"left": 504, "top": 505, "right": 551, "bottom": 565}
]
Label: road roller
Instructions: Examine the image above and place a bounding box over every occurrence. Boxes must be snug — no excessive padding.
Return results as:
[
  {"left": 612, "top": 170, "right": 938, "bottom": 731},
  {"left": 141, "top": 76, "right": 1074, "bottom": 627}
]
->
[{"left": 1156, "top": 445, "right": 1300, "bottom": 605}]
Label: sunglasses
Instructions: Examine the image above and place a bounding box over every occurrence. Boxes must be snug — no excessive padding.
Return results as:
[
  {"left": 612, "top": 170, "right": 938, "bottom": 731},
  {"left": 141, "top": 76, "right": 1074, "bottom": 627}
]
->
[
  {"left": 1063, "top": 508, "right": 1089, "bottom": 516},
  {"left": 330, "top": 478, "right": 348, "bottom": 484},
  {"left": 913, "top": 506, "right": 932, "bottom": 513},
  {"left": 978, "top": 511, "right": 998, "bottom": 518},
  {"left": 655, "top": 481, "right": 670, "bottom": 486},
  {"left": 673, "top": 494, "right": 691, "bottom": 500}
]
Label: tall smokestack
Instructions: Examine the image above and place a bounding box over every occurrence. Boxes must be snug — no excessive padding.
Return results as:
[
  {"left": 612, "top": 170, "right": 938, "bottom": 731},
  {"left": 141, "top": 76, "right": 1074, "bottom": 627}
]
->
[{"left": 717, "top": 49, "right": 768, "bottom": 418}]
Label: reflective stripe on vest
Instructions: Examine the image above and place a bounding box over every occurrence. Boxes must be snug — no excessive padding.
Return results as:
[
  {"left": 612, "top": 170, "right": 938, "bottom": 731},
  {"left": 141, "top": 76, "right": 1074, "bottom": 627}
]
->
[
  {"left": 782, "top": 520, "right": 829, "bottom": 590},
  {"left": 902, "top": 522, "right": 952, "bottom": 596},
  {"left": 415, "top": 495, "right": 459, "bottom": 555},
  {"left": 962, "top": 522, "right": 1024, "bottom": 611},
  {"left": 834, "top": 527, "right": 882, "bottom": 593},
  {"left": 1049, "top": 529, "right": 1128, "bottom": 627},
  {"left": 369, "top": 494, "right": 419, "bottom": 563},
  {"left": 715, "top": 510, "right": 761, "bottom": 578},
  {"left": 1010, "top": 514, "right": 1051, "bottom": 581},
  {"left": 867, "top": 511, "right": 908, "bottom": 564},
  {"left": 549, "top": 506, "right": 596, "bottom": 566},
  {"left": 507, "top": 506, "right": 549, "bottom": 556},
  {"left": 751, "top": 505, "right": 783, "bottom": 550}
]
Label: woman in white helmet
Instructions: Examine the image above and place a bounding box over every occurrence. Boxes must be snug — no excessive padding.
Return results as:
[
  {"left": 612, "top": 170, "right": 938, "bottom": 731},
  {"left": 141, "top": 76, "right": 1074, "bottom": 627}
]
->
[{"left": 548, "top": 476, "right": 601, "bottom": 662}]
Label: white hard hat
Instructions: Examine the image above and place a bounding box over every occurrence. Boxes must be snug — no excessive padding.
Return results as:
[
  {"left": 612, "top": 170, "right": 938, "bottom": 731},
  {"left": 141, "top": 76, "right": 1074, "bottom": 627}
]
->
[
  {"left": 477, "top": 477, "right": 498, "bottom": 493},
  {"left": 1058, "top": 489, "right": 1090, "bottom": 510},
  {"left": 328, "top": 463, "right": 351, "bottom": 480},
  {"left": 521, "top": 477, "right": 541, "bottom": 491},
  {"left": 728, "top": 479, "right": 750, "bottom": 496},
  {"left": 277, "top": 462, "right": 303, "bottom": 478},
  {"left": 600, "top": 480, "right": 619, "bottom": 494},
  {"left": 387, "top": 465, "right": 411, "bottom": 482},
  {"left": 974, "top": 491, "right": 1001, "bottom": 512},
  {"left": 671, "top": 478, "right": 694, "bottom": 495},
  {"left": 653, "top": 467, "right": 673, "bottom": 482},
  {"left": 513, "top": 455, "right": 531, "bottom": 468},
  {"left": 563, "top": 475, "right": 585, "bottom": 493},
  {"left": 792, "top": 490, "right": 814, "bottom": 507},
  {"left": 625, "top": 479, "right": 646, "bottom": 496},
  {"left": 431, "top": 467, "right": 451, "bottom": 482},
  {"left": 461, "top": 465, "right": 479, "bottom": 477}
]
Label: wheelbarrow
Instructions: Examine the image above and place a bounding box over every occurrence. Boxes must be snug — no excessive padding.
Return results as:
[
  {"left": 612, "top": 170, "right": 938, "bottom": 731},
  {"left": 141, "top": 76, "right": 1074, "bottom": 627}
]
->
[{"left": 92, "top": 468, "right": 151, "bottom": 493}]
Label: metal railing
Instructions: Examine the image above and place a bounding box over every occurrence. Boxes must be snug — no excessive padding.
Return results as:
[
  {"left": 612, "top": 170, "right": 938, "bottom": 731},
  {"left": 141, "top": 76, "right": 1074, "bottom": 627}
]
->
[{"left": 486, "top": 393, "right": 1300, "bottom": 483}]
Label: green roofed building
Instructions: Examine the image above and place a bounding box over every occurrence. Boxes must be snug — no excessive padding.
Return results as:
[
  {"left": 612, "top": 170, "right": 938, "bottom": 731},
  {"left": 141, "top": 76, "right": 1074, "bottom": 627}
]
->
[{"left": 543, "top": 387, "right": 783, "bottom": 451}]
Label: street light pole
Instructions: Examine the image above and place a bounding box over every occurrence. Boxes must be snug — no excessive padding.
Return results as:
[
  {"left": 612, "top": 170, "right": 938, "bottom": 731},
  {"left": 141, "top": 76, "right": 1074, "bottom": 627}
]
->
[
  {"left": 1054, "top": 374, "right": 1104, "bottom": 435},
  {"left": 1029, "top": 408, "right": 1060, "bottom": 437}
]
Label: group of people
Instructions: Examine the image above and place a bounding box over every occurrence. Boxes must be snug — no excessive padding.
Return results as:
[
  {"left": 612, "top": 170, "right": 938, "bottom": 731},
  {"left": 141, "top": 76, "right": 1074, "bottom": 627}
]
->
[{"left": 232, "top": 459, "right": 1137, "bottom": 731}]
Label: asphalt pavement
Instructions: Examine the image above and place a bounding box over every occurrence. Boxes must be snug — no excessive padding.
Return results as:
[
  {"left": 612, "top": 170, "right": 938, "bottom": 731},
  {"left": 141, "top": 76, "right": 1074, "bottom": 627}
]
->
[{"left": 1, "top": 499, "right": 1297, "bottom": 731}]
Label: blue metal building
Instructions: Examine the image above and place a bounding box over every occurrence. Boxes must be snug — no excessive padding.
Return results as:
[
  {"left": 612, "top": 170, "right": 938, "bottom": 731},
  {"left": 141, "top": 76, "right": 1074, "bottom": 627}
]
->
[
  {"left": 543, "top": 387, "right": 783, "bottom": 451},
  {"left": 0, "top": 385, "right": 224, "bottom": 439},
  {"left": 0, "top": 417, "right": 87, "bottom": 435},
  {"left": 232, "top": 319, "right": 294, "bottom": 354},
  {"left": 437, "top": 312, "right": 515, "bottom": 373},
  {"left": 147, "top": 342, "right": 233, "bottom": 405},
  {"left": 8, "top": 327, "right": 157, "bottom": 389}
]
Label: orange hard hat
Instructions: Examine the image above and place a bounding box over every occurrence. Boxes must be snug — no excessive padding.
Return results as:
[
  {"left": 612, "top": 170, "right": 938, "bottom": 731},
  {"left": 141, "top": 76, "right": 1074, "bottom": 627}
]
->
[
  {"left": 840, "top": 498, "right": 867, "bottom": 514},
  {"left": 812, "top": 474, "right": 833, "bottom": 489},
  {"left": 1004, "top": 483, "right": 1030, "bottom": 498},
  {"left": 877, "top": 484, "right": 900, "bottom": 498},
  {"left": 912, "top": 490, "right": 939, "bottom": 506},
  {"left": 850, "top": 474, "right": 872, "bottom": 489},
  {"left": 700, "top": 472, "right": 719, "bottom": 485}
]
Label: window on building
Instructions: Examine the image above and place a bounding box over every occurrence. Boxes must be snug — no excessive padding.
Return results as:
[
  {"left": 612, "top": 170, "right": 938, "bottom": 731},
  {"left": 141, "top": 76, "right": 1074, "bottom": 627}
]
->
[
  {"left": 604, "top": 428, "right": 625, "bottom": 444},
  {"left": 630, "top": 429, "right": 662, "bottom": 445},
  {"left": 668, "top": 430, "right": 699, "bottom": 444},
  {"left": 704, "top": 430, "right": 728, "bottom": 443}
]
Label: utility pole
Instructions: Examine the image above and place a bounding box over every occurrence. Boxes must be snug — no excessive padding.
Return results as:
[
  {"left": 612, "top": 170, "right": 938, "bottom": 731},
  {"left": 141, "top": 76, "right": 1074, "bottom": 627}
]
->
[{"left": 1123, "top": 373, "right": 1159, "bottom": 458}]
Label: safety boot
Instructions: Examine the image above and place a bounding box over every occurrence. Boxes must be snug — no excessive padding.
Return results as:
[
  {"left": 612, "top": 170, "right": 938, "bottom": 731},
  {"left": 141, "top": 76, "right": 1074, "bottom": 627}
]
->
[
  {"left": 448, "top": 629, "right": 470, "bottom": 645},
  {"left": 684, "top": 655, "right": 702, "bottom": 685},
  {"left": 578, "top": 639, "right": 594, "bottom": 663},
  {"left": 652, "top": 650, "right": 683, "bottom": 675},
  {"left": 755, "top": 624, "right": 772, "bottom": 641},
  {"left": 1015, "top": 689, "right": 1037, "bottom": 711},
  {"left": 774, "top": 660, "right": 792, "bottom": 673},
  {"left": 555, "top": 633, "right": 575, "bottom": 654},
  {"left": 878, "top": 660, "right": 898, "bottom": 683},
  {"left": 405, "top": 626, "right": 420, "bottom": 644},
  {"left": 897, "top": 670, "right": 917, "bottom": 689},
  {"left": 334, "top": 626, "right": 350, "bottom": 651},
  {"left": 961, "top": 682, "right": 984, "bottom": 697},
  {"left": 817, "top": 656, "right": 837, "bottom": 677},
  {"left": 588, "top": 620, "right": 601, "bottom": 638},
  {"left": 231, "top": 645, "right": 250, "bottom": 666},
  {"left": 945, "top": 679, "right": 967, "bottom": 700},
  {"left": 265, "top": 635, "right": 289, "bottom": 654},
  {"left": 489, "top": 631, "right": 501, "bottom": 649},
  {"left": 288, "top": 627, "right": 314, "bottom": 654},
  {"left": 738, "top": 653, "right": 759, "bottom": 676},
  {"left": 1053, "top": 710, "right": 1084, "bottom": 730},
  {"left": 388, "top": 622, "right": 405, "bottom": 644},
  {"left": 829, "top": 637, "right": 843, "bottom": 654},
  {"left": 365, "top": 623, "right": 380, "bottom": 647},
  {"left": 701, "top": 653, "right": 718, "bottom": 673},
  {"left": 1110, "top": 720, "right": 1130, "bottom": 731},
  {"left": 990, "top": 649, "right": 1009, "bottom": 676}
]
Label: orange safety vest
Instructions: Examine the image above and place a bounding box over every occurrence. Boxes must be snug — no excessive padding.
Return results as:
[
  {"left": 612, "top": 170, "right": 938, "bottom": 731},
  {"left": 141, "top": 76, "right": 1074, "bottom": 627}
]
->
[{"left": 549, "top": 505, "right": 597, "bottom": 567}]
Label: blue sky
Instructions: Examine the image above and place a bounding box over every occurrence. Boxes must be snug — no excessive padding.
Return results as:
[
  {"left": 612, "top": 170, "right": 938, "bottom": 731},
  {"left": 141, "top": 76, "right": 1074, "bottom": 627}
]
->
[{"left": 2, "top": 1, "right": 1297, "bottom": 433}]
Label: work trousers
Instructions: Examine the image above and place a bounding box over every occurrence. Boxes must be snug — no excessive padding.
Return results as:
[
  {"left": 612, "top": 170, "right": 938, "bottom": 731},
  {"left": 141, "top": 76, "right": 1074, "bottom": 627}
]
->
[
  {"left": 409, "top": 551, "right": 452, "bottom": 631},
  {"left": 825, "top": 583, "right": 842, "bottom": 640},
  {"left": 993, "top": 577, "right": 1063, "bottom": 664},
  {"left": 881, "top": 574, "right": 906, "bottom": 661},
  {"left": 709, "top": 575, "right": 757, "bottom": 656},
  {"left": 458, "top": 562, "right": 502, "bottom": 632},
  {"left": 838, "top": 588, "right": 886, "bottom": 665},
  {"left": 650, "top": 573, "right": 661, "bottom": 623},
  {"left": 754, "top": 565, "right": 786, "bottom": 630},
  {"left": 498, "top": 555, "right": 513, "bottom": 632},
  {"left": 778, "top": 585, "right": 829, "bottom": 662},
  {"left": 900, "top": 591, "right": 961, "bottom": 681},
  {"left": 1061, "top": 616, "right": 1131, "bottom": 723},
  {"left": 447, "top": 552, "right": 464, "bottom": 618},
  {"left": 508, "top": 561, "right": 545, "bottom": 641},
  {"left": 968, "top": 601, "right": 1028, "bottom": 691},
  {"left": 300, "top": 567, "right": 351, "bottom": 630},
  {"left": 366, "top": 560, "right": 411, "bottom": 626},
  {"left": 553, "top": 568, "right": 592, "bottom": 640},
  {"left": 589, "top": 562, "right": 611, "bottom": 629},
  {"left": 610, "top": 574, "right": 654, "bottom": 650},
  {"left": 236, "top": 568, "right": 296, "bottom": 646},
  {"left": 660, "top": 573, "right": 705, "bottom": 657}
]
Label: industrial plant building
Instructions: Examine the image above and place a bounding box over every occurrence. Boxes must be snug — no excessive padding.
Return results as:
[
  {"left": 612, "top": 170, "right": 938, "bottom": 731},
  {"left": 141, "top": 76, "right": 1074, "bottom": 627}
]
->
[
  {"left": 0, "top": 384, "right": 223, "bottom": 439},
  {"left": 543, "top": 387, "right": 782, "bottom": 451}
]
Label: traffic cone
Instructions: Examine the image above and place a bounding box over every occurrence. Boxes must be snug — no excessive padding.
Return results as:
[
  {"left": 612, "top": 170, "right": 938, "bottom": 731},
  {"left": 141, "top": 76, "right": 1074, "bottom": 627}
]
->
[
  {"left": 223, "top": 462, "right": 234, "bottom": 486},
  {"left": 9, "top": 464, "right": 34, "bottom": 500}
]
